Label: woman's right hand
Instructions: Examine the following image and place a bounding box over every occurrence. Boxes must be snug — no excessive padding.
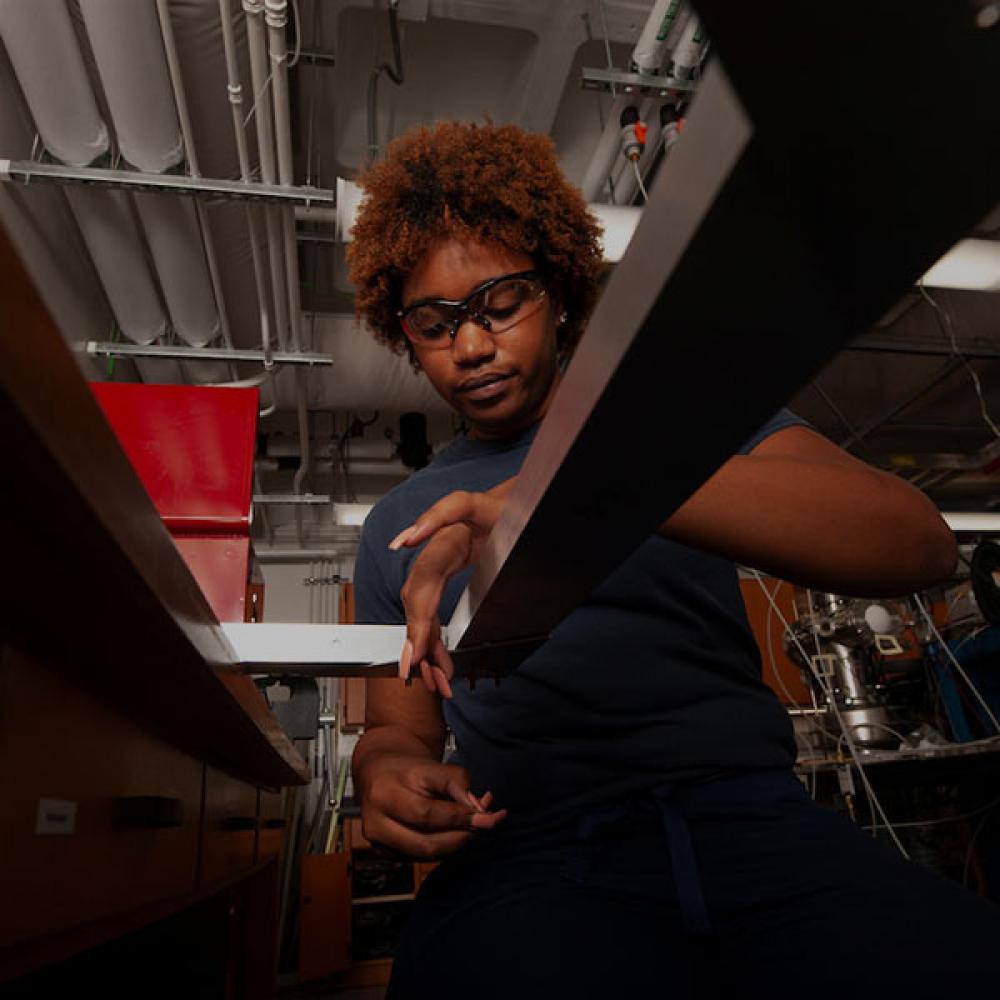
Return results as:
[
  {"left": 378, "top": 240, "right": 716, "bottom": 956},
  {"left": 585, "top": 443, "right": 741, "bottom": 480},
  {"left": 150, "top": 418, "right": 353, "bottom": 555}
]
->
[{"left": 357, "top": 752, "right": 507, "bottom": 860}]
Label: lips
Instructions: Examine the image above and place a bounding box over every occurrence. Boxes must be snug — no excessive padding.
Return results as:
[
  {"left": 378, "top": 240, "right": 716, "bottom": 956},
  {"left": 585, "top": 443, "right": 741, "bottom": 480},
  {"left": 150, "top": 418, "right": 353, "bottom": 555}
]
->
[{"left": 455, "top": 371, "right": 513, "bottom": 402}]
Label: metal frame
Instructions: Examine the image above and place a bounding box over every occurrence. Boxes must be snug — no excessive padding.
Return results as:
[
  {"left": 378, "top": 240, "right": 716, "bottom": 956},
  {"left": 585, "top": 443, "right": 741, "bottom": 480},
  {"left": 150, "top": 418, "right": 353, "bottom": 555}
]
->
[
  {"left": 86, "top": 342, "right": 332, "bottom": 366},
  {"left": 0, "top": 159, "right": 334, "bottom": 206},
  {"left": 581, "top": 65, "right": 698, "bottom": 97}
]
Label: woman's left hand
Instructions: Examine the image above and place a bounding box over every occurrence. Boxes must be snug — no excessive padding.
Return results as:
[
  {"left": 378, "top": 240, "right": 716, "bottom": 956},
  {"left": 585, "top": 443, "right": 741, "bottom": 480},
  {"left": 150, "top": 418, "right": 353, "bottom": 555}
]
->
[{"left": 389, "top": 479, "right": 516, "bottom": 698}]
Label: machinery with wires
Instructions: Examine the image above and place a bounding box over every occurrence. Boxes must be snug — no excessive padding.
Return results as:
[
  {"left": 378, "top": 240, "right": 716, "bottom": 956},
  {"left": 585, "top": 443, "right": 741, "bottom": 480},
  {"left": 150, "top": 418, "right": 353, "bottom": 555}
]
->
[{"left": 783, "top": 591, "right": 906, "bottom": 749}]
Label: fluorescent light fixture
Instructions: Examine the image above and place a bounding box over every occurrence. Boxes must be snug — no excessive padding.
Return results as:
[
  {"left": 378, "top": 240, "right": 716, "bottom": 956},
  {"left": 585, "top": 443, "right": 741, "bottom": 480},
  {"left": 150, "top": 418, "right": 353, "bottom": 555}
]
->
[
  {"left": 333, "top": 502, "right": 373, "bottom": 526},
  {"left": 942, "top": 513, "right": 1000, "bottom": 532},
  {"left": 920, "top": 239, "right": 1000, "bottom": 292}
]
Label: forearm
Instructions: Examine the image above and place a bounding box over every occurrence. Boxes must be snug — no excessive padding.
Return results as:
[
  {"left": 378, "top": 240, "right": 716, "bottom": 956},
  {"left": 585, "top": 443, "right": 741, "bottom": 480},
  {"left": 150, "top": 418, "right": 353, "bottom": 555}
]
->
[
  {"left": 660, "top": 454, "right": 957, "bottom": 596},
  {"left": 353, "top": 723, "right": 441, "bottom": 795}
]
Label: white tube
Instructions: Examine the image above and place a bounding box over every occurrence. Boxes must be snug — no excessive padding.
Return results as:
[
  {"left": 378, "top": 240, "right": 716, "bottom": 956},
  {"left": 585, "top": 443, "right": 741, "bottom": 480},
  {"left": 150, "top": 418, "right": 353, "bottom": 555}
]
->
[
  {"left": 613, "top": 98, "right": 659, "bottom": 205},
  {"left": 0, "top": 0, "right": 109, "bottom": 166},
  {"left": 79, "top": 0, "right": 183, "bottom": 173},
  {"left": 65, "top": 187, "right": 167, "bottom": 345},
  {"left": 245, "top": 0, "right": 290, "bottom": 350},
  {"left": 632, "top": 0, "right": 685, "bottom": 74},
  {"left": 266, "top": 0, "right": 303, "bottom": 353},
  {"left": 579, "top": 96, "right": 629, "bottom": 202},
  {"left": 670, "top": 16, "right": 708, "bottom": 80},
  {"left": 220, "top": 0, "right": 274, "bottom": 367},
  {"left": 134, "top": 193, "right": 220, "bottom": 347}
]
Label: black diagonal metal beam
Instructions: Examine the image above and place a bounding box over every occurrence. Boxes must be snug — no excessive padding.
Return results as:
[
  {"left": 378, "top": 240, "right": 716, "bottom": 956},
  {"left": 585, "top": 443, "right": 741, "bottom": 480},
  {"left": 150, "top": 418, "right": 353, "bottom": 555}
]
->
[{"left": 448, "top": 2, "right": 1000, "bottom": 662}]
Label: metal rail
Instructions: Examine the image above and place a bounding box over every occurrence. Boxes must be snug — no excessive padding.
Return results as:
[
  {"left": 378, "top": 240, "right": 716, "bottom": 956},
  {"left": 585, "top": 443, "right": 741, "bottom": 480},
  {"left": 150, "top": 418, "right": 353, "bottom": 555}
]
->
[
  {"left": 0, "top": 159, "right": 334, "bottom": 206},
  {"left": 86, "top": 342, "right": 332, "bottom": 365}
]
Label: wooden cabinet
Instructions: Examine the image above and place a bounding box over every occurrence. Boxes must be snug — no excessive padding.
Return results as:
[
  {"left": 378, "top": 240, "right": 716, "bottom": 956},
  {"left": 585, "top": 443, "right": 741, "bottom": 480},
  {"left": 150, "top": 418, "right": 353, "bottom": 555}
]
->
[
  {"left": 200, "top": 767, "right": 260, "bottom": 886},
  {"left": 0, "top": 222, "right": 309, "bottom": 990},
  {"left": 0, "top": 646, "right": 202, "bottom": 945}
]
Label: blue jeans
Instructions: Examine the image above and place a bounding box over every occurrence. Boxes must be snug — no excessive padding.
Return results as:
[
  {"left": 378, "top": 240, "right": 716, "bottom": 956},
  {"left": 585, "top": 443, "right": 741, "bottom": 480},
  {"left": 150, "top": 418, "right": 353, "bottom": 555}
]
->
[{"left": 387, "top": 770, "right": 1000, "bottom": 998}]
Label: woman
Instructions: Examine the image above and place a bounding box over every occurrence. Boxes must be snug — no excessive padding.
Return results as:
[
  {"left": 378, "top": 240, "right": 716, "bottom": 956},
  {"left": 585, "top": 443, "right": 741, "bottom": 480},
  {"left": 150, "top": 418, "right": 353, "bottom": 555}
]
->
[{"left": 347, "top": 121, "right": 995, "bottom": 998}]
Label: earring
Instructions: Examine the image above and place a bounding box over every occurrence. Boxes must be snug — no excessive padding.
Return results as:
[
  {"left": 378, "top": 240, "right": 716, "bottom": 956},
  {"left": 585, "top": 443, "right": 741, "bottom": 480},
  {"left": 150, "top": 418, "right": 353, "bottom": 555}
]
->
[{"left": 559, "top": 311, "right": 568, "bottom": 325}]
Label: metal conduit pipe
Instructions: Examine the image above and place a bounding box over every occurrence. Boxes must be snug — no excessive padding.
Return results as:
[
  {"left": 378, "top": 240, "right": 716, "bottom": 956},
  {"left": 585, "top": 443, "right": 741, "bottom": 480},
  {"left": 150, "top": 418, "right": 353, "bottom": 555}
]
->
[
  {"left": 265, "top": 0, "right": 304, "bottom": 354},
  {"left": 265, "top": 0, "right": 311, "bottom": 533},
  {"left": 219, "top": 0, "right": 274, "bottom": 371},
  {"left": 154, "top": 0, "right": 237, "bottom": 373},
  {"left": 244, "top": 0, "right": 290, "bottom": 351}
]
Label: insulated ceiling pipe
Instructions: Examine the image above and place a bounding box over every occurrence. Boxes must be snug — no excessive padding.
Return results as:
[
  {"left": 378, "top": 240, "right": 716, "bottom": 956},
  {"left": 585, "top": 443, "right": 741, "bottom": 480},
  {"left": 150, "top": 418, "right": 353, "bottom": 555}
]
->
[
  {"left": 219, "top": 0, "right": 274, "bottom": 368},
  {"left": 64, "top": 187, "right": 168, "bottom": 344},
  {"left": 0, "top": 0, "right": 109, "bottom": 166},
  {"left": 265, "top": 0, "right": 311, "bottom": 525},
  {"left": 265, "top": 0, "right": 303, "bottom": 352},
  {"left": 0, "top": 2, "right": 167, "bottom": 345},
  {"left": 631, "top": 0, "right": 688, "bottom": 74},
  {"left": 78, "top": 0, "right": 182, "bottom": 172},
  {"left": 244, "top": 0, "right": 290, "bottom": 352},
  {"left": 80, "top": 0, "right": 222, "bottom": 349}
]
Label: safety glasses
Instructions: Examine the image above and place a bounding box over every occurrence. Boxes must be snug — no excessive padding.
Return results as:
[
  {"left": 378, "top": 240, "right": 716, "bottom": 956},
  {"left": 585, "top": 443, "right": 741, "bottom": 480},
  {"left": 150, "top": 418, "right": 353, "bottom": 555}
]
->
[{"left": 397, "top": 270, "right": 547, "bottom": 349}]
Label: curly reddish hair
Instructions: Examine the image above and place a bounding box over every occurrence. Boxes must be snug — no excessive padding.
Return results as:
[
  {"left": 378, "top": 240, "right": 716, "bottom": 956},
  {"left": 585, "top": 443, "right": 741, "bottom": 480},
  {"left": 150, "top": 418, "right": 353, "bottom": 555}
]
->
[{"left": 347, "top": 121, "right": 604, "bottom": 360}]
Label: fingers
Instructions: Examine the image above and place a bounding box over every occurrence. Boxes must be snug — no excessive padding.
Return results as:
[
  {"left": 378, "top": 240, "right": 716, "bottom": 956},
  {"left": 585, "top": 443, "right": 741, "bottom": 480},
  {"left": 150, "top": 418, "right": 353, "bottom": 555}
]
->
[
  {"left": 362, "top": 762, "right": 508, "bottom": 859},
  {"left": 389, "top": 486, "right": 511, "bottom": 552},
  {"left": 389, "top": 491, "right": 481, "bottom": 551}
]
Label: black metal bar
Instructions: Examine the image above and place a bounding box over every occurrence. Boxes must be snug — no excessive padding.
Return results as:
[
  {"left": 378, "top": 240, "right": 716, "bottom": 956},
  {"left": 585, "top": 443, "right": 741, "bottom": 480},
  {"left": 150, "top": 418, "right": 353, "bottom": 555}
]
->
[{"left": 447, "top": 2, "right": 1000, "bottom": 660}]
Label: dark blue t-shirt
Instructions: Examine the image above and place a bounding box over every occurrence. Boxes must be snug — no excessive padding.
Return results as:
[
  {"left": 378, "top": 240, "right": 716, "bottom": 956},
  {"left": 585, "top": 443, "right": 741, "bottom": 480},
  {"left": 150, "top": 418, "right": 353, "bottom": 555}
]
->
[{"left": 355, "top": 410, "right": 804, "bottom": 833}]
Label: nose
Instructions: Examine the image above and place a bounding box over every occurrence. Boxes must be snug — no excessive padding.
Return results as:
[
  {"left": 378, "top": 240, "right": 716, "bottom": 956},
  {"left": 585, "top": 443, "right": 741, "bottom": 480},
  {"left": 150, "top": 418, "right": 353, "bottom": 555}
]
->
[{"left": 450, "top": 314, "right": 496, "bottom": 367}]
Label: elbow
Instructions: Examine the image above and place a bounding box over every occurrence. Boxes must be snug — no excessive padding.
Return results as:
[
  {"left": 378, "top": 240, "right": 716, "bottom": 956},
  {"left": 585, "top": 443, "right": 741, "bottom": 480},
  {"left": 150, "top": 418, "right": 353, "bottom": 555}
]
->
[
  {"left": 926, "top": 517, "right": 959, "bottom": 585},
  {"left": 904, "top": 512, "right": 958, "bottom": 591}
]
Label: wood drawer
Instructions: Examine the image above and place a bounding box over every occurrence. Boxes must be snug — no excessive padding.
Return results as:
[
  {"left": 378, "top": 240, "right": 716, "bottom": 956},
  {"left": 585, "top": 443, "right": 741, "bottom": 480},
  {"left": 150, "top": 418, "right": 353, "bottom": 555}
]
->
[
  {"left": 0, "top": 646, "right": 202, "bottom": 945},
  {"left": 200, "top": 766, "right": 259, "bottom": 886}
]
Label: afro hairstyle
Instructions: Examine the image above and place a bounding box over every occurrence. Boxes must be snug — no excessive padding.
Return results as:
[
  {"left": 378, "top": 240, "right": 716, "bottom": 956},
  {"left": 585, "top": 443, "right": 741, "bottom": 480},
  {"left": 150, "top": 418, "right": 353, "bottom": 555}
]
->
[{"left": 347, "top": 120, "right": 604, "bottom": 361}]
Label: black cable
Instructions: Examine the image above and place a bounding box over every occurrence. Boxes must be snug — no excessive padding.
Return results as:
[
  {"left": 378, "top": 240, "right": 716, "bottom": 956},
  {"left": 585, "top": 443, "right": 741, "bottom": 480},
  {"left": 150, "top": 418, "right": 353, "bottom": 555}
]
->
[{"left": 367, "top": 0, "right": 404, "bottom": 161}]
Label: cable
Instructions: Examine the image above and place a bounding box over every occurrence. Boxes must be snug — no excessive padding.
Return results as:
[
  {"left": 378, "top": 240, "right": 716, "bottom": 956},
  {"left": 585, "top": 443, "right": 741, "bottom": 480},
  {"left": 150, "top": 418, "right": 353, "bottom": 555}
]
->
[
  {"left": 918, "top": 282, "right": 1000, "bottom": 441},
  {"left": 753, "top": 572, "right": 909, "bottom": 857},
  {"left": 963, "top": 799, "right": 1000, "bottom": 887},
  {"left": 912, "top": 593, "right": 1000, "bottom": 735},
  {"left": 865, "top": 791, "right": 1000, "bottom": 833},
  {"left": 286, "top": 0, "right": 302, "bottom": 68},
  {"left": 597, "top": 0, "right": 617, "bottom": 97},
  {"left": 631, "top": 158, "right": 649, "bottom": 203}
]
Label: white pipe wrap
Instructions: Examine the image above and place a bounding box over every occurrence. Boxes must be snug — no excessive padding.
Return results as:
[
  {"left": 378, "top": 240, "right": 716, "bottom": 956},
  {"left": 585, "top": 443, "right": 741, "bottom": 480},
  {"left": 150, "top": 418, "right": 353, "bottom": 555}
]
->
[
  {"left": 632, "top": 0, "right": 684, "bottom": 74},
  {"left": 0, "top": 0, "right": 109, "bottom": 166},
  {"left": 79, "top": 0, "right": 183, "bottom": 173},
  {"left": 65, "top": 187, "right": 167, "bottom": 345},
  {"left": 135, "top": 193, "right": 220, "bottom": 347}
]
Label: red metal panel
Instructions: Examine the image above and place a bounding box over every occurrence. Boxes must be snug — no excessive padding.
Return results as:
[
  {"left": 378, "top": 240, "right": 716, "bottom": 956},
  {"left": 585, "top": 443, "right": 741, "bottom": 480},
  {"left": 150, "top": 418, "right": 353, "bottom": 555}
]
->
[
  {"left": 91, "top": 384, "right": 258, "bottom": 533},
  {"left": 172, "top": 536, "right": 250, "bottom": 623}
]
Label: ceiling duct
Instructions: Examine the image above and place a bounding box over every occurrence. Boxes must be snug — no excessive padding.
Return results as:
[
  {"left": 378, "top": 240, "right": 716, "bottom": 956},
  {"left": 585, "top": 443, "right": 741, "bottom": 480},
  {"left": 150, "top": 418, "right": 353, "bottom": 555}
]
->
[
  {"left": 64, "top": 186, "right": 169, "bottom": 345},
  {"left": 0, "top": 0, "right": 109, "bottom": 167},
  {"left": 0, "top": 1, "right": 170, "bottom": 347},
  {"left": 79, "top": 0, "right": 183, "bottom": 172},
  {"left": 79, "top": 0, "right": 220, "bottom": 349}
]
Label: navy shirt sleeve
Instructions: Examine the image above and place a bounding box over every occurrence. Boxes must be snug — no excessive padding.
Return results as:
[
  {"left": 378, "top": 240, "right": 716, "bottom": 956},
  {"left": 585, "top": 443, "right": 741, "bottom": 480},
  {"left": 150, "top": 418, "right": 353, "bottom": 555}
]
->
[{"left": 738, "top": 407, "right": 810, "bottom": 455}]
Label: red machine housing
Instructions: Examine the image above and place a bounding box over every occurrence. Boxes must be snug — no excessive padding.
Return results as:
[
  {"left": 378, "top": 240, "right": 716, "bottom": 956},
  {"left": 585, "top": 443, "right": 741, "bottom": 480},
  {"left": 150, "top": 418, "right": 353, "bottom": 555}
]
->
[{"left": 91, "top": 383, "right": 258, "bottom": 622}]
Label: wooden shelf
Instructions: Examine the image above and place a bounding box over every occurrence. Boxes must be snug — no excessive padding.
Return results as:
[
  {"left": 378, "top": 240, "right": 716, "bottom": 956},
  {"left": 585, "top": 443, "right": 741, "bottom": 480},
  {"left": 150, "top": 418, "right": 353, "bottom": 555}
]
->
[{"left": 0, "top": 222, "right": 307, "bottom": 790}]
